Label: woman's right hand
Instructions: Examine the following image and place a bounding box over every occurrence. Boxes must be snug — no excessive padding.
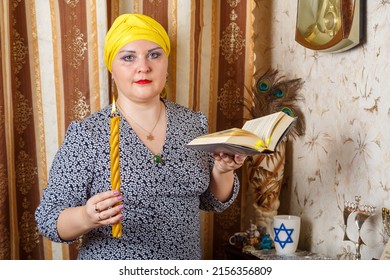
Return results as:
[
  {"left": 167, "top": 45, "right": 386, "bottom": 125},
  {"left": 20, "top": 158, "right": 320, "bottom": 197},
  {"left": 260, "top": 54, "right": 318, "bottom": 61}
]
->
[
  {"left": 85, "top": 190, "right": 124, "bottom": 228},
  {"left": 57, "top": 189, "right": 124, "bottom": 240}
]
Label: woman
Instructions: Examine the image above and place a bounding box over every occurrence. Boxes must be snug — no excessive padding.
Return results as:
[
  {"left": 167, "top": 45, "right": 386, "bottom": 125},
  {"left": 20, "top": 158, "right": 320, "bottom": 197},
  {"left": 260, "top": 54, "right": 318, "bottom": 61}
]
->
[{"left": 35, "top": 13, "right": 246, "bottom": 259}]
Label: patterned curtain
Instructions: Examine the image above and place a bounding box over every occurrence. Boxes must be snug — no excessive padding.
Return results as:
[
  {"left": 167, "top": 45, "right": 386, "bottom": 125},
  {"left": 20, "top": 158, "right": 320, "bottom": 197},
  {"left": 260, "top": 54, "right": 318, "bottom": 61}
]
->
[{"left": 0, "top": 0, "right": 255, "bottom": 260}]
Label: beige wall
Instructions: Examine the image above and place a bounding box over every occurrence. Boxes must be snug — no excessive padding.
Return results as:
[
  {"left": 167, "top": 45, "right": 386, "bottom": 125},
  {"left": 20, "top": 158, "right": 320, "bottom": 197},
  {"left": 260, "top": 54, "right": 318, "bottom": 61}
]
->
[{"left": 253, "top": 0, "right": 390, "bottom": 259}]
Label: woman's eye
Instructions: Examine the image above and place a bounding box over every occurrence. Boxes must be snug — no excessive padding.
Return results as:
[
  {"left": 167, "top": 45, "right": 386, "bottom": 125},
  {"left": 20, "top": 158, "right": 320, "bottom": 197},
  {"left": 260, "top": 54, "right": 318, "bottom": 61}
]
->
[
  {"left": 121, "top": 55, "right": 134, "bottom": 62},
  {"left": 149, "top": 52, "right": 161, "bottom": 59}
]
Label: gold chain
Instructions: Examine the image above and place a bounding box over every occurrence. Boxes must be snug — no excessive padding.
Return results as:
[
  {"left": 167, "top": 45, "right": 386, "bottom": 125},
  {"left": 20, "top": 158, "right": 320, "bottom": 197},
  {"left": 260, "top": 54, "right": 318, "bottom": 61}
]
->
[{"left": 117, "top": 102, "right": 163, "bottom": 141}]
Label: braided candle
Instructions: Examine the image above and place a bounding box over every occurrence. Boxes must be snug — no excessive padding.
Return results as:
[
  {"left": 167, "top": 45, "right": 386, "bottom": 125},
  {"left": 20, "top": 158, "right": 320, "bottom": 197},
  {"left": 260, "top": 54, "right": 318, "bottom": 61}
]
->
[{"left": 110, "top": 101, "right": 122, "bottom": 238}]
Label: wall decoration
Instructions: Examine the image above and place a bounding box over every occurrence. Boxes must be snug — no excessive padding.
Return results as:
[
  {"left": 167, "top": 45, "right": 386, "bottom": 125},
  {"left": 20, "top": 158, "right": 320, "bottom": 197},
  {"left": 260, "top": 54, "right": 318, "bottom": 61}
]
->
[{"left": 295, "top": 0, "right": 364, "bottom": 53}]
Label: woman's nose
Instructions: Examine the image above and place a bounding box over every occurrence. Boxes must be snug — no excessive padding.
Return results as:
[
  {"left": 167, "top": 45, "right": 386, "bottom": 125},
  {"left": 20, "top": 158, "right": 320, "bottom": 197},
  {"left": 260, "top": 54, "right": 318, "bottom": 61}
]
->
[{"left": 136, "top": 58, "right": 150, "bottom": 73}]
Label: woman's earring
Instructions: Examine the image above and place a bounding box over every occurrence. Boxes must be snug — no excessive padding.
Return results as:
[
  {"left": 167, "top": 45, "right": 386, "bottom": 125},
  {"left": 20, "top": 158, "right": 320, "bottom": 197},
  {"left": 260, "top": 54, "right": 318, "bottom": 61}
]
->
[
  {"left": 161, "top": 75, "right": 169, "bottom": 98},
  {"left": 161, "top": 82, "right": 168, "bottom": 99}
]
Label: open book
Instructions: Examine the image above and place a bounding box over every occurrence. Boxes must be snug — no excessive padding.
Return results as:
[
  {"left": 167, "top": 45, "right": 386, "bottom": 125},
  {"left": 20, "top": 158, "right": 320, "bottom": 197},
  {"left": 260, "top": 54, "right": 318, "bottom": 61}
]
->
[{"left": 186, "top": 111, "right": 296, "bottom": 155}]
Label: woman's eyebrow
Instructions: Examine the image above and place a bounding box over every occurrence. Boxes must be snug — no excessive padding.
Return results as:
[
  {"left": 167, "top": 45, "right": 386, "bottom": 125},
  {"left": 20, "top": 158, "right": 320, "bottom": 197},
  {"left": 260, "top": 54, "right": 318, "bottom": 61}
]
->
[{"left": 118, "top": 46, "right": 163, "bottom": 54}]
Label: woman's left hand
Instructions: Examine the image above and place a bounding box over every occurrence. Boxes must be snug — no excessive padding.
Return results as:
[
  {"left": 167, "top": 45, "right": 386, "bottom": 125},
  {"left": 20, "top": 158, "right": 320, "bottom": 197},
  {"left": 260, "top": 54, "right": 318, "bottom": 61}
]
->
[
  {"left": 211, "top": 153, "right": 247, "bottom": 174},
  {"left": 209, "top": 153, "right": 246, "bottom": 201}
]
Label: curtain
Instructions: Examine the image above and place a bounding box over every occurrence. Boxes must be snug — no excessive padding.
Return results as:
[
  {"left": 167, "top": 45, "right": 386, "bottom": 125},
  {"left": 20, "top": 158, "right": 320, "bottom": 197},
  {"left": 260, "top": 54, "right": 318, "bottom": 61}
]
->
[{"left": 0, "top": 0, "right": 255, "bottom": 260}]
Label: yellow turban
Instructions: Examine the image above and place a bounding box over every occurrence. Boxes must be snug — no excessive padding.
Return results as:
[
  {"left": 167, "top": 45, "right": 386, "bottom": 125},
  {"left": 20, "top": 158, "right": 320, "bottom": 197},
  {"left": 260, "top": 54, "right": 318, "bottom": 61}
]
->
[{"left": 104, "top": 14, "right": 171, "bottom": 72}]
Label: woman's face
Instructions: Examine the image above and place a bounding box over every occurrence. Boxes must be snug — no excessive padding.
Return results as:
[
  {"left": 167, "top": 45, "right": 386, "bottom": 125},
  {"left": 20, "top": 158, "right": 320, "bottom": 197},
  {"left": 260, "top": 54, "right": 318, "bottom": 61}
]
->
[{"left": 111, "top": 40, "right": 168, "bottom": 103}]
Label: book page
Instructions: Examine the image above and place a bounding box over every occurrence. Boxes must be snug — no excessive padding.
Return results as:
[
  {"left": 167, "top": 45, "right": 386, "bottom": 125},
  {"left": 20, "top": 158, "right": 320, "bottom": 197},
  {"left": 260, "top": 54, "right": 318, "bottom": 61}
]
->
[
  {"left": 242, "top": 112, "right": 283, "bottom": 144},
  {"left": 199, "top": 128, "right": 258, "bottom": 138},
  {"left": 187, "top": 127, "right": 261, "bottom": 146},
  {"left": 266, "top": 115, "right": 296, "bottom": 150}
]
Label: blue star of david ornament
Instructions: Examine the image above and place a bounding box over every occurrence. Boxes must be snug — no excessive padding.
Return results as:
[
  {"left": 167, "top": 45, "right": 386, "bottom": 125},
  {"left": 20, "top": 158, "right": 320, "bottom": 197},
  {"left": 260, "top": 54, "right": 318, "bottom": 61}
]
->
[{"left": 273, "top": 223, "right": 294, "bottom": 249}]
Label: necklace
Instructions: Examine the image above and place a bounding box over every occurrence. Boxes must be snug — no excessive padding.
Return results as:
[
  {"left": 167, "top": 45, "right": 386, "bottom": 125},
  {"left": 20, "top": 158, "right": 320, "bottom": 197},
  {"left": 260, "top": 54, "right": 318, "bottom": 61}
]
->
[{"left": 117, "top": 102, "right": 163, "bottom": 141}]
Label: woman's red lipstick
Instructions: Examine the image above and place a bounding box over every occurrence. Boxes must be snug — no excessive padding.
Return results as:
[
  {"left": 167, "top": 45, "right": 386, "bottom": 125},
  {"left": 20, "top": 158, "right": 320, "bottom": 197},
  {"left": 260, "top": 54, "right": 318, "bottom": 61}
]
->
[{"left": 136, "top": 79, "right": 151, "bottom": 84}]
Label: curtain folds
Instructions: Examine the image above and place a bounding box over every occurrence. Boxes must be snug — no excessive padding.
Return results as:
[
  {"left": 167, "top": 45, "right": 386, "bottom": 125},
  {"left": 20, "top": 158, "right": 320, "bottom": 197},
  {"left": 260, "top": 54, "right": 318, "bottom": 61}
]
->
[{"left": 0, "top": 0, "right": 254, "bottom": 260}]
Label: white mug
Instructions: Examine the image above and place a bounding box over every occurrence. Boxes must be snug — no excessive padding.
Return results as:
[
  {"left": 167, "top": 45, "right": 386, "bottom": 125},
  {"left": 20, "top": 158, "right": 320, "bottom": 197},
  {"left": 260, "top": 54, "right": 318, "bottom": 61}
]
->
[{"left": 272, "top": 215, "right": 301, "bottom": 255}]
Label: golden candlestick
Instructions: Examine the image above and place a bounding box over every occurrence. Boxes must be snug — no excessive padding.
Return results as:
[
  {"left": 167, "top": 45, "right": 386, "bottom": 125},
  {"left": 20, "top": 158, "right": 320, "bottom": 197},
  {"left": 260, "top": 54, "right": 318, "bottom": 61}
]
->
[{"left": 110, "top": 99, "right": 122, "bottom": 238}]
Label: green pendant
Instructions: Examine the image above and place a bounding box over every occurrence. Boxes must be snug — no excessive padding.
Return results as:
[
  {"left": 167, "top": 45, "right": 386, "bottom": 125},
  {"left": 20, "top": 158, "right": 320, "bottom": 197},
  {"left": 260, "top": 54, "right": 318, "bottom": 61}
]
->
[{"left": 153, "top": 154, "right": 164, "bottom": 164}]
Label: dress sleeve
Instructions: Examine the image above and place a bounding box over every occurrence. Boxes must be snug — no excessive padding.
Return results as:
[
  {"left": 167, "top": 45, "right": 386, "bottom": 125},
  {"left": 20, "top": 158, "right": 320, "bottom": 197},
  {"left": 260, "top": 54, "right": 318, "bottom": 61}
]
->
[
  {"left": 35, "top": 121, "right": 96, "bottom": 243},
  {"left": 196, "top": 112, "right": 240, "bottom": 212},
  {"left": 199, "top": 171, "right": 240, "bottom": 212}
]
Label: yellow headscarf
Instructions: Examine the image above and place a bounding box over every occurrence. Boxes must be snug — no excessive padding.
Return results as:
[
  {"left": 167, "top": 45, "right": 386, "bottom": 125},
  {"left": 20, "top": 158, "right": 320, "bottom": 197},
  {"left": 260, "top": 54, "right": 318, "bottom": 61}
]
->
[{"left": 104, "top": 14, "right": 171, "bottom": 72}]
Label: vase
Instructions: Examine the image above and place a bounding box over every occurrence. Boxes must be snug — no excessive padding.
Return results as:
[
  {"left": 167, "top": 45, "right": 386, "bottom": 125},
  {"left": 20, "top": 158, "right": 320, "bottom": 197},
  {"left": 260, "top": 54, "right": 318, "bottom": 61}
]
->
[{"left": 243, "top": 138, "right": 287, "bottom": 235}]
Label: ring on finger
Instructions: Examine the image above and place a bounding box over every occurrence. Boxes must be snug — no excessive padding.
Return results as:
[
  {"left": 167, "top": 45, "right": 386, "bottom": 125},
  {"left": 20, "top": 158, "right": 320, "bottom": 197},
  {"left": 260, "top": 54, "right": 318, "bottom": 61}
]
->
[{"left": 94, "top": 204, "right": 100, "bottom": 212}]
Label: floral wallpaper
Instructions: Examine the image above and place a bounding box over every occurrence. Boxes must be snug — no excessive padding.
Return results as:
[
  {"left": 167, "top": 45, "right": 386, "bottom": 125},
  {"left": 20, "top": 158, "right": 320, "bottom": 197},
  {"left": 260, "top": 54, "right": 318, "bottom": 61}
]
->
[{"left": 253, "top": 0, "right": 390, "bottom": 260}]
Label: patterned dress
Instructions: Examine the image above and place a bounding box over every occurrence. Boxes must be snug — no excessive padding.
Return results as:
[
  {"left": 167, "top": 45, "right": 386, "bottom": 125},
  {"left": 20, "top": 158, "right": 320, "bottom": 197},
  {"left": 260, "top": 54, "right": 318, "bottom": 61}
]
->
[{"left": 35, "top": 100, "right": 240, "bottom": 259}]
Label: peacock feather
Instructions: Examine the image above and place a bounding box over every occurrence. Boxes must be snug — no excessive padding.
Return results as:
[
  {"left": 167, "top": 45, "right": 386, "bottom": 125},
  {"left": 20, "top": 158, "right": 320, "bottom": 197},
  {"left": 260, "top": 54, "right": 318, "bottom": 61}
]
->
[{"left": 243, "top": 68, "right": 306, "bottom": 138}]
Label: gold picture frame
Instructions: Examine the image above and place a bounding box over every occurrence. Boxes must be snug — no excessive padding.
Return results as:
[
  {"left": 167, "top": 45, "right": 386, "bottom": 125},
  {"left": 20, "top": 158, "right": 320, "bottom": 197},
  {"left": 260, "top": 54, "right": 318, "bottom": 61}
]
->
[{"left": 295, "top": 0, "right": 364, "bottom": 53}]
